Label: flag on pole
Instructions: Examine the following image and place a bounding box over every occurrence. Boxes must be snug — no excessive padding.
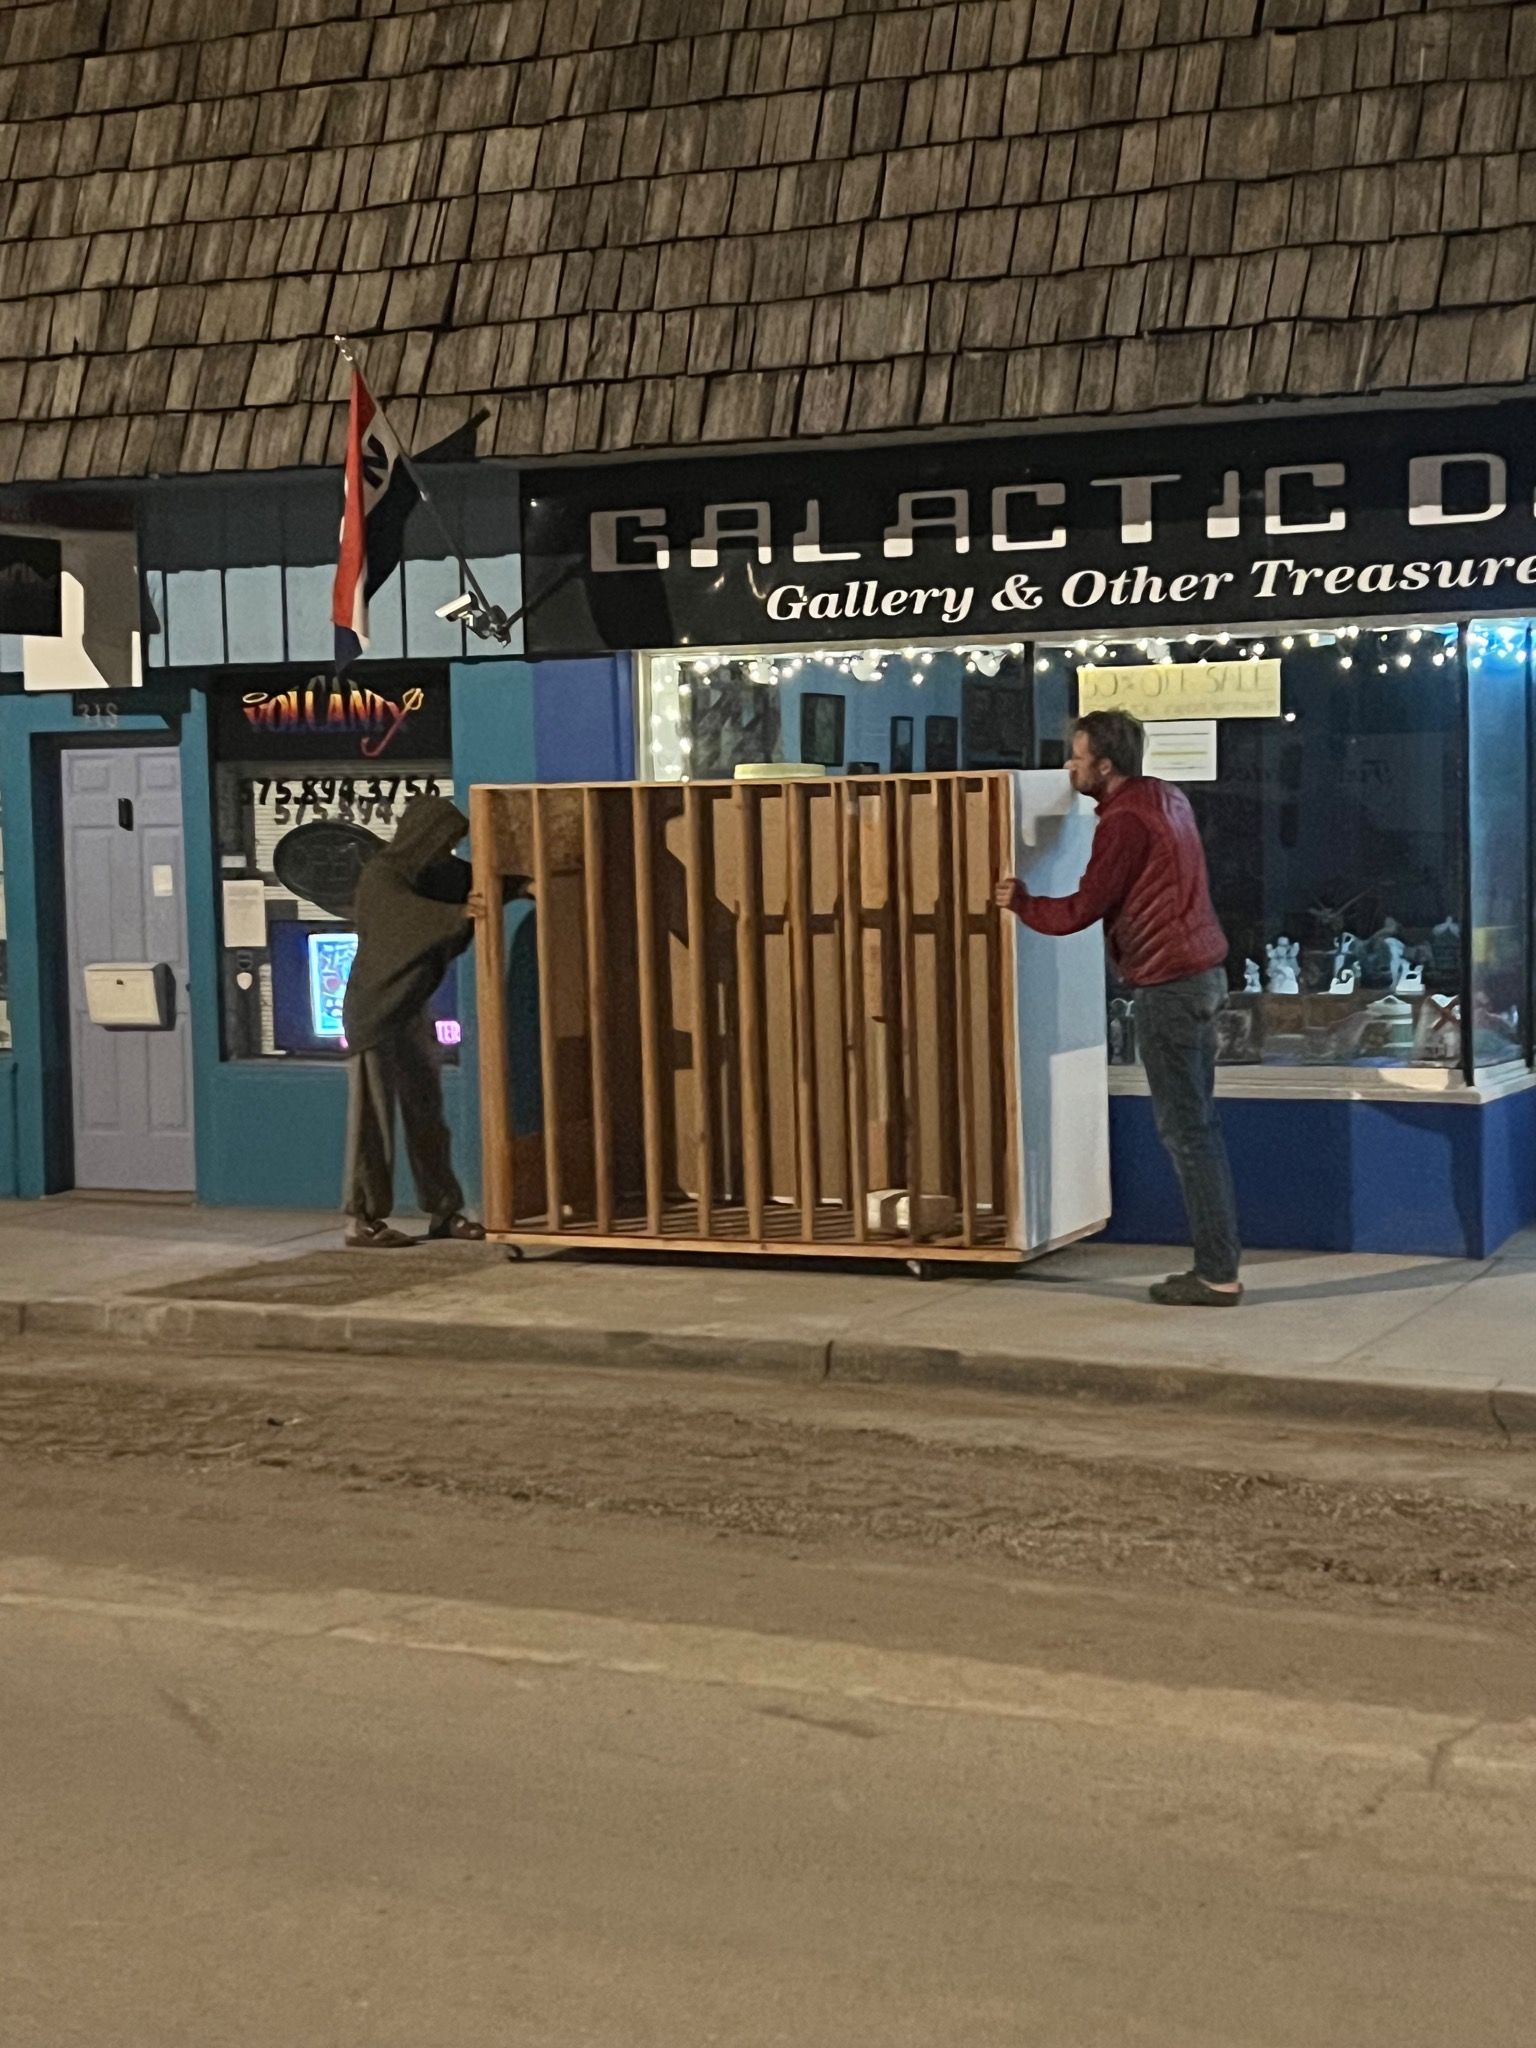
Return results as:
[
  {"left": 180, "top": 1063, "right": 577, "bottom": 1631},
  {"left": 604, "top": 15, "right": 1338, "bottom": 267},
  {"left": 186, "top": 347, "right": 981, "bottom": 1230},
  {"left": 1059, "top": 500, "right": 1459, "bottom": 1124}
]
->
[{"left": 331, "top": 368, "right": 420, "bottom": 673}]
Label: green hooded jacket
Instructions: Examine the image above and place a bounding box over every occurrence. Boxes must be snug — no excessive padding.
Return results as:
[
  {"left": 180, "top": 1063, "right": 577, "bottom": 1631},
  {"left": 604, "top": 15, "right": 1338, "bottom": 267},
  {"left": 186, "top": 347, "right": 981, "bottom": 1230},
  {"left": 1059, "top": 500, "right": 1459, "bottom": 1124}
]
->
[{"left": 342, "top": 794, "right": 473, "bottom": 1053}]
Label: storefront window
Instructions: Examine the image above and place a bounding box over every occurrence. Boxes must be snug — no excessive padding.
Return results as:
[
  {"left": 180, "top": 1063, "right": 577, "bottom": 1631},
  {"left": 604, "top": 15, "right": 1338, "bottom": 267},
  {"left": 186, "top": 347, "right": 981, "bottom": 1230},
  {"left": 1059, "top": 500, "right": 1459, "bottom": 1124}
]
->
[
  {"left": 210, "top": 667, "right": 461, "bottom": 1062},
  {"left": 640, "top": 645, "right": 1035, "bottom": 781},
  {"left": 641, "top": 617, "right": 1536, "bottom": 1082},
  {"left": 1036, "top": 626, "right": 1469, "bottom": 1072},
  {"left": 1466, "top": 622, "right": 1531, "bottom": 1073}
]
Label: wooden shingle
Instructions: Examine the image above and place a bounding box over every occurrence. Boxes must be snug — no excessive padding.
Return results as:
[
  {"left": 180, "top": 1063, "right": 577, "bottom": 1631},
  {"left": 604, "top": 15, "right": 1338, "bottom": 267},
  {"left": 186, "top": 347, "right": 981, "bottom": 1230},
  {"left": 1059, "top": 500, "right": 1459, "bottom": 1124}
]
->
[{"left": 0, "top": 0, "right": 1533, "bottom": 481}]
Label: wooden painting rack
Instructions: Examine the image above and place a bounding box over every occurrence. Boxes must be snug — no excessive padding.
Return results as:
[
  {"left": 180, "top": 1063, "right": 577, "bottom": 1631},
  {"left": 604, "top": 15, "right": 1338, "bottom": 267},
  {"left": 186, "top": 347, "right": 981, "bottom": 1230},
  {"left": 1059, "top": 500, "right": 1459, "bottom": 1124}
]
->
[{"left": 471, "top": 773, "right": 1026, "bottom": 1268}]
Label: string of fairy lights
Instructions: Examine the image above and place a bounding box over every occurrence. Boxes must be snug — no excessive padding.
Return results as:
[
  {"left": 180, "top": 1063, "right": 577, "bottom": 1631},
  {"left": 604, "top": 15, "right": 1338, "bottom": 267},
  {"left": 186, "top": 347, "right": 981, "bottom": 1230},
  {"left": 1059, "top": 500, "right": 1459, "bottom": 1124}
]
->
[
  {"left": 644, "top": 621, "right": 1517, "bottom": 778},
  {"left": 669, "top": 623, "right": 1470, "bottom": 688}
]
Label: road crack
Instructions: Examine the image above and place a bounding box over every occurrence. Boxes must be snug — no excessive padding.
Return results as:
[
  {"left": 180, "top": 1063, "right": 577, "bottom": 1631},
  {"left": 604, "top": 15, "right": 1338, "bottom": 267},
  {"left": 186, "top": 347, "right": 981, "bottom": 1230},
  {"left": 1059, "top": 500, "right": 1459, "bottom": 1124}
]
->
[{"left": 1427, "top": 1718, "right": 1489, "bottom": 1792}]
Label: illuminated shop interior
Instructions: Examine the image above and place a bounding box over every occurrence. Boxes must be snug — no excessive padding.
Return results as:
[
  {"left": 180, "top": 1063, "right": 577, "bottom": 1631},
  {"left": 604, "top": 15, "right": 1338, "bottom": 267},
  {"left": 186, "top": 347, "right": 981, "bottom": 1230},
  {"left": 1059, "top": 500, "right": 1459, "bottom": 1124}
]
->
[{"left": 639, "top": 619, "right": 1534, "bottom": 1085}]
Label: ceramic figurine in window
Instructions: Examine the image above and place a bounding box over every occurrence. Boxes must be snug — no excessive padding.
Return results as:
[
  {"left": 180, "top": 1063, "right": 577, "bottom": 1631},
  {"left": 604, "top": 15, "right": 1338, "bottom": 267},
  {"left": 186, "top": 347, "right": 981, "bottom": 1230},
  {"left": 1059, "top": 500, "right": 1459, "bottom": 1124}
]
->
[
  {"left": 1108, "top": 996, "right": 1136, "bottom": 1066},
  {"left": 1415, "top": 993, "right": 1461, "bottom": 1065},
  {"left": 1331, "top": 931, "right": 1362, "bottom": 982},
  {"left": 1243, "top": 958, "right": 1262, "bottom": 996},
  {"left": 1362, "top": 993, "right": 1415, "bottom": 1057},
  {"left": 1362, "top": 919, "right": 1405, "bottom": 989},
  {"left": 1266, "top": 937, "right": 1300, "bottom": 995},
  {"left": 1396, "top": 962, "right": 1425, "bottom": 997},
  {"left": 1328, "top": 961, "right": 1360, "bottom": 996},
  {"left": 1430, "top": 916, "right": 1462, "bottom": 980}
]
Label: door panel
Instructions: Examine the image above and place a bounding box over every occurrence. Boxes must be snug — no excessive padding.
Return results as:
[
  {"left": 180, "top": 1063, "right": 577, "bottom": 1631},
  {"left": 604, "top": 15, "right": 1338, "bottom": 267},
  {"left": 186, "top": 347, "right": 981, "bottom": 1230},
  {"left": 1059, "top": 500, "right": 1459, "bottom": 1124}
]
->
[{"left": 62, "top": 747, "right": 195, "bottom": 1192}]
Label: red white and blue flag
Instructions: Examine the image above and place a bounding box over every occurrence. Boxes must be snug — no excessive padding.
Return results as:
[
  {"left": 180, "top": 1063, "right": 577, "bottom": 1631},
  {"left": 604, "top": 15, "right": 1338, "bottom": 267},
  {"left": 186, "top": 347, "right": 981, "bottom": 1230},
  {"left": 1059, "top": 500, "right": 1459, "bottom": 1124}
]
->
[{"left": 331, "top": 369, "right": 420, "bottom": 673}]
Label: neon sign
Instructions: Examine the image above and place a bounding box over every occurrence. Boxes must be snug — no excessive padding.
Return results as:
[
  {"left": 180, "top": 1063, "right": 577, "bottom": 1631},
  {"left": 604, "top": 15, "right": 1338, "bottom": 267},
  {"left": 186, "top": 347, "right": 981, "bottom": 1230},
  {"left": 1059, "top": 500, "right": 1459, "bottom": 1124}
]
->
[
  {"left": 307, "top": 931, "right": 357, "bottom": 1041},
  {"left": 240, "top": 679, "right": 425, "bottom": 759}
]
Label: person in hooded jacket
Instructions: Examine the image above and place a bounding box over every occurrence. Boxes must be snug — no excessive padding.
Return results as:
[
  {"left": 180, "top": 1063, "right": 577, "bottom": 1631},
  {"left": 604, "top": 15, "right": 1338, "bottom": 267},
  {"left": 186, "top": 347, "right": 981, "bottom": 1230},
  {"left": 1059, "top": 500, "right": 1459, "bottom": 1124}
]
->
[{"left": 341, "top": 793, "right": 486, "bottom": 1249}]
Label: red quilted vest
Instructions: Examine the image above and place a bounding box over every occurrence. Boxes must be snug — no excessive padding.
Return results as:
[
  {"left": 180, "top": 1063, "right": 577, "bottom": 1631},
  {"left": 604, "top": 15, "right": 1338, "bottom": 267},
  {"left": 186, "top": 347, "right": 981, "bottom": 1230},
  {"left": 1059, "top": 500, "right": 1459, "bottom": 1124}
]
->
[{"left": 1102, "top": 777, "right": 1229, "bottom": 989}]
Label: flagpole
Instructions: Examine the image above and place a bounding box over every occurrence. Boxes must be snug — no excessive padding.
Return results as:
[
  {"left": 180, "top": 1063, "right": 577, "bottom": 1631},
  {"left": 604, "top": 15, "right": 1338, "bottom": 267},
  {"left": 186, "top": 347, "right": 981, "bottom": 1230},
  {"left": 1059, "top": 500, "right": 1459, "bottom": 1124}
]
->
[{"left": 331, "top": 334, "right": 500, "bottom": 627}]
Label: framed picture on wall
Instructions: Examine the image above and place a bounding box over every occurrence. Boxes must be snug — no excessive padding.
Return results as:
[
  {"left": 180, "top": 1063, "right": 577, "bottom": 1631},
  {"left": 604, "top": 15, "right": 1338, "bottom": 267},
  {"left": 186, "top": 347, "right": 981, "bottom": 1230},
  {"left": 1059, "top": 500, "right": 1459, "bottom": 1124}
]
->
[
  {"left": 890, "top": 716, "right": 914, "bottom": 773},
  {"left": 925, "top": 715, "right": 959, "bottom": 771},
  {"left": 800, "top": 692, "right": 846, "bottom": 768},
  {"left": 962, "top": 680, "right": 1030, "bottom": 766}
]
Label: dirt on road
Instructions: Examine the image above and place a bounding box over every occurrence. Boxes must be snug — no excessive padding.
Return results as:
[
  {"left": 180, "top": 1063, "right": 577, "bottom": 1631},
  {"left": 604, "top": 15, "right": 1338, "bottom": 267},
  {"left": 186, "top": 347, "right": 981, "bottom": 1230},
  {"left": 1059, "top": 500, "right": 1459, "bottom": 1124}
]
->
[{"left": 3, "top": 1337, "right": 1535, "bottom": 1625}]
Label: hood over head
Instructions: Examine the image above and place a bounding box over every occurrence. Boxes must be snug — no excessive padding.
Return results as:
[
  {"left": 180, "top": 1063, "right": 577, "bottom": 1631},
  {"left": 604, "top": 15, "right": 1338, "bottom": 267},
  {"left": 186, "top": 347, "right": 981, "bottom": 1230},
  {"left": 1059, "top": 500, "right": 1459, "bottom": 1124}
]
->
[{"left": 380, "top": 794, "right": 469, "bottom": 883}]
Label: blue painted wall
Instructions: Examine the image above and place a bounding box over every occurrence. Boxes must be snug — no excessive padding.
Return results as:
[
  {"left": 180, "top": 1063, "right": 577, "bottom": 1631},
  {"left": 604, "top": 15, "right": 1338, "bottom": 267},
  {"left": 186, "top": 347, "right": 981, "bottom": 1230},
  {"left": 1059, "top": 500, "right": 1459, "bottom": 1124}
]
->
[
  {"left": 1476, "top": 1083, "right": 1536, "bottom": 1252},
  {"left": 452, "top": 655, "right": 634, "bottom": 1192},
  {"left": 531, "top": 654, "right": 635, "bottom": 782},
  {"left": 1104, "top": 1087, "right": 1536, "bottom": 1260}
]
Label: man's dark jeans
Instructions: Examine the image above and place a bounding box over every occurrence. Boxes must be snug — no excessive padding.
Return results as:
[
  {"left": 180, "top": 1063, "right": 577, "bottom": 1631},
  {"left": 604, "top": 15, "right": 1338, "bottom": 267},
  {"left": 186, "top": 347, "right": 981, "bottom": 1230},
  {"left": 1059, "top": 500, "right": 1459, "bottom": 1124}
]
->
[{"left": 1134, "top": 967, "right": 1242, "bottom": 1284}]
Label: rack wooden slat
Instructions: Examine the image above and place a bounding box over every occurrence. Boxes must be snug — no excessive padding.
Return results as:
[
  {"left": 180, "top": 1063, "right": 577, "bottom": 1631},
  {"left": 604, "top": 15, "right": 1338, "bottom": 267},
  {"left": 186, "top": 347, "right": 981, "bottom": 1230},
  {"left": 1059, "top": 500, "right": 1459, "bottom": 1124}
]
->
[
  {"left": 581, "top": 788, "right": 614, "bottom": 1235},
  {"left": 470, "top": 801, "right": 514, "bottom": 1237},
  {"left": 471, "top": 772, "right": 1036, "bottom": 1267},
  {"left": 932, "top": 778, "right": 962, "bottom": 1203},
  {"left": 684, "top": 784, "right": 714, "bottom": 1238},
  {"left": 530, "top": 788, "right": 563, "bottom": 1231},
  {"left": 837, "top": 782, "right": 869, "bottom": 1243},
  {"left": 785, "top": 781, "right": 819, "bottom": 1235},
  {"left": 892, "top": 777, "right": 924, "bottom": 1246},
  {"left": 950, "top": 778, "right": 978, "bottom": 1242},
  {"left": 733, "top": 782, "right": 767, "bottom": 1241},
  {"left": 631, "top": 784, "right": 665, "bottom": 1235}
]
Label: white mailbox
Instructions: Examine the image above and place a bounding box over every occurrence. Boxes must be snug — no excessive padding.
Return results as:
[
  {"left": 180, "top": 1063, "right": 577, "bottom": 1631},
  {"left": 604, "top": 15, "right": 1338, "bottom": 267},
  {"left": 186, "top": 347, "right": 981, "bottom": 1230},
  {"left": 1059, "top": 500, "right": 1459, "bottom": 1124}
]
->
[{"left": 83, "top": 962, "right": 177, "bottom": 1029}]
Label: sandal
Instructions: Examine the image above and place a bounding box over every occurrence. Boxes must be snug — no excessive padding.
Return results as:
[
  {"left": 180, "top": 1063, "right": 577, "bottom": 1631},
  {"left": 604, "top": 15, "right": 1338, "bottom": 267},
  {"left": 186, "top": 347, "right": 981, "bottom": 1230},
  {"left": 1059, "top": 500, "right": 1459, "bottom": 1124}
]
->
[
  {"left": 346, "top": 1221, "right": 415, "bottom": 1250},
  {"left": 428, "top": 1213, "right": 487, "bottom": 1242}
]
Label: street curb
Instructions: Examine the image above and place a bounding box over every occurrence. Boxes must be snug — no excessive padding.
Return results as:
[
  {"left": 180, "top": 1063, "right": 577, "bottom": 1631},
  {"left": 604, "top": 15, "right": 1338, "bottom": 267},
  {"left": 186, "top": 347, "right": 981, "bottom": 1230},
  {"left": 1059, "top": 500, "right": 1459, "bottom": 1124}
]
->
[
  {"left": 825, "top": 1338, "right": 1536, "bottom": 1435},
  {"left": 14, "top": 1294, "right": 829, "bottom": 1385},
  {"left": 10, "top": 1289, "right": 1536, "bottom": 1437}
]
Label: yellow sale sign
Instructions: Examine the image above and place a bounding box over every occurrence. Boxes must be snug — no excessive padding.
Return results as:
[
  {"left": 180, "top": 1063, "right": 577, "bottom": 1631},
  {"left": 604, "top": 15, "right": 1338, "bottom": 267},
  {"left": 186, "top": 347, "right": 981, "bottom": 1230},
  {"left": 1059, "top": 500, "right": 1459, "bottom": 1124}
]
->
[{"left": 1078, "top": 659, "right": 1282, "bottom": 721}]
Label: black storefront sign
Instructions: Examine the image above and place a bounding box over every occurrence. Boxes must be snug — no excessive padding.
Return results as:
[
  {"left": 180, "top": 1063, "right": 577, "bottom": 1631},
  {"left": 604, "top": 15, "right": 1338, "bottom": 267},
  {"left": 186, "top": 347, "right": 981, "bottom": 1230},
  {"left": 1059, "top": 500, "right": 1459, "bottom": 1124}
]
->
[
  {"left": 212, "top": 666, "right": 451, "bottom": 763},
  {"left": 0, "top": 532, "right": 62, "bottom": 637},
  {"left": 271, "top": 819, "right": 387, "bottom": 918},
  {"left": 521, "top": 399, "right": 1536, "bottom": 656}
]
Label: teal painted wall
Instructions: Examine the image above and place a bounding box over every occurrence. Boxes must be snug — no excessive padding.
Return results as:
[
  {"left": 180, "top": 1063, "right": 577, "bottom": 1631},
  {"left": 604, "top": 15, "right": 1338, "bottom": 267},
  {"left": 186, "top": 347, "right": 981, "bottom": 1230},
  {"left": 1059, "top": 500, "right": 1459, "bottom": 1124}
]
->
[
  {"left": 0, "top": 652, "right": 635, "bottom": 1210},
  {"left": 196, "top": 1059, "right": 469, "bottom": 1212},
  {"left": 0, "top": 1060, "right": 15, "bottom": 1198},
  {"left": 192, "top": 655, "right": 538, "bottom": 1211},
  {"left": 157, "top": 653, "right": 633, "bottom": 1210}
]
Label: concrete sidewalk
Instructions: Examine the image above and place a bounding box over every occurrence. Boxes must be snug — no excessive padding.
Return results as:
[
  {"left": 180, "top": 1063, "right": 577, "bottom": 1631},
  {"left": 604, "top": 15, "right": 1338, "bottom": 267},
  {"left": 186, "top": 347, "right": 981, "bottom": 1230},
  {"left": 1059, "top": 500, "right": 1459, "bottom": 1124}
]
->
[{"left": 2, "top": 1196, "right": 1535, "bottom": 1433}]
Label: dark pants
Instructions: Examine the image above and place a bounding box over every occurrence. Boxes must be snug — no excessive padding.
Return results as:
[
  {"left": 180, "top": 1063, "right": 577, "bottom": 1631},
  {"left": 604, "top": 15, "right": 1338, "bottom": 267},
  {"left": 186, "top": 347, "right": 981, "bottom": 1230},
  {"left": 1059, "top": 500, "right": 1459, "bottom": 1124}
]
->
[
  {"left": 1134, "top": 968, "right": 1242, "bottom": 1284},
  {"left": 343, "top": 1010, "right": 463, "bottom": 1225}
]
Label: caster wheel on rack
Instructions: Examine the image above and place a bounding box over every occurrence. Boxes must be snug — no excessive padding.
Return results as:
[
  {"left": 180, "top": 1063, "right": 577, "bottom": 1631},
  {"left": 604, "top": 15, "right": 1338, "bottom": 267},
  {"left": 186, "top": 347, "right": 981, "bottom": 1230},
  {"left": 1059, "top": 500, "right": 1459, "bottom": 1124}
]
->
[
  {"left": 905, "top": 1259, "right": 934, "bottom": 1282},
  {"left": 504, "top": 1245, "right": 526, "bottom": 1264}
]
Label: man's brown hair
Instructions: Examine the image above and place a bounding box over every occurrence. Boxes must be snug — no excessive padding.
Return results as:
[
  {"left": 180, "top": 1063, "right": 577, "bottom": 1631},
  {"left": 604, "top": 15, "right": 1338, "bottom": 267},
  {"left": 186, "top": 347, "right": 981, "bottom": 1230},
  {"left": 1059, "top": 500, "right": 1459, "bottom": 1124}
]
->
[{"left": 1073, "top": 709, "right": 1145, "bottom": 778}]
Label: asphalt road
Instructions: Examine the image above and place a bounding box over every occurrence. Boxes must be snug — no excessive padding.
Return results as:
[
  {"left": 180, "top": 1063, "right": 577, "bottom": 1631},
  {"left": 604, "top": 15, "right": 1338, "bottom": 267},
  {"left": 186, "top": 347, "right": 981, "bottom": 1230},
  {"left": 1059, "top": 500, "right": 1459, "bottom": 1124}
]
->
[{"left": 3, "top": 1339, "right": 1535, "bottom": 2046}]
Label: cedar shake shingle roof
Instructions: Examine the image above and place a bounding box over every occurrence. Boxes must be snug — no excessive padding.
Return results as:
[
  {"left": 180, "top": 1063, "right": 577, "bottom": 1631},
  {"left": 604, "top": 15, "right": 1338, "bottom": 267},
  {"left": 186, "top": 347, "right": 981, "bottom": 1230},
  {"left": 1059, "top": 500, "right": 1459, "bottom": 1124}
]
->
[{"left": 0, "top": 0, "right": 1530, "bottom": 483}]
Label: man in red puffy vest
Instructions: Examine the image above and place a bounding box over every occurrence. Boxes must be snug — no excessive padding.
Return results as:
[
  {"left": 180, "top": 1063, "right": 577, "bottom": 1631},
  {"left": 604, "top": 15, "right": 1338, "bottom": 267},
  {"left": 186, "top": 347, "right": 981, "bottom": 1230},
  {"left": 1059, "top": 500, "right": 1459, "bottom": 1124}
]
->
[{"left": 995, "top": 709, "right": 1242, "bottom": 1307}]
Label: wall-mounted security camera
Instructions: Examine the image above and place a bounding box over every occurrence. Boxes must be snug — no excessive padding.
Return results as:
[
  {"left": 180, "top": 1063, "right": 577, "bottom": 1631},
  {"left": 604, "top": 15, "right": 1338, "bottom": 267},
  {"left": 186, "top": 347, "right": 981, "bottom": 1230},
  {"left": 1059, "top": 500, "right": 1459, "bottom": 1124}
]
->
[{"left": 435, "top": 591, "right": 514, "bottom": 643}]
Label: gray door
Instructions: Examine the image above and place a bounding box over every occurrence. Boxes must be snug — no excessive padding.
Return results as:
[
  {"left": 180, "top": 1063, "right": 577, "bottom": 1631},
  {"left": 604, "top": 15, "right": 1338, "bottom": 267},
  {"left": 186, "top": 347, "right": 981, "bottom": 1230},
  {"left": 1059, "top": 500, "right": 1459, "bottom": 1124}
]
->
[{"left": 62, "top": 747, "right": 195, "bottom": 1192}]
